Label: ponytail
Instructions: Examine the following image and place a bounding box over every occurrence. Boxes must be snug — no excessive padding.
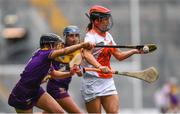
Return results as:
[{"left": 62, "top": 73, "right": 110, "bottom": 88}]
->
[{"left": 86, "top": 22, "right": 93, "bottom": 32}]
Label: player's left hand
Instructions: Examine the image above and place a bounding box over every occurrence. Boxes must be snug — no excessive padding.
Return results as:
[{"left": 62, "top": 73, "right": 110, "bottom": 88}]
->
[{"left": 134, "top": 49, "right": 148, "bottom": 54}]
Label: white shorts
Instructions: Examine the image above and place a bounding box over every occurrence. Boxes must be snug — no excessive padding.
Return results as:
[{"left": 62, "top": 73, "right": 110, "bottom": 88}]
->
[{"left": 80, "top": 73, "right": 118, "bottom": 103}]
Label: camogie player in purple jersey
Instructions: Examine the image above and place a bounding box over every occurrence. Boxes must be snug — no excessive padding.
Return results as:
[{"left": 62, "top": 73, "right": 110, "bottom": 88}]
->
[
  {"left": 46, "top": 26, "right": 83, "bottom": 113},
  {"left": 8, "top": 33, "right": 94, "bottom": 113}
]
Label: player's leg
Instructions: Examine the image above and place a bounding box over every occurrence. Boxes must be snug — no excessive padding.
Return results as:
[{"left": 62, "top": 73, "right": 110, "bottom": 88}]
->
[
  {"left": 101, "top": 94, "right": 119, "bottom": 113},
  {"left": 36, "top": 92, "right": 64, "bottom": 113},
  {"left": 46, "top": 79, "right": 82, "bottom": 113},
  {"left": 85, "top": 97, "right": 101, "bottom": 113},
  {"left": 56, "top": 96, "right": 83, "bottom": 113}
]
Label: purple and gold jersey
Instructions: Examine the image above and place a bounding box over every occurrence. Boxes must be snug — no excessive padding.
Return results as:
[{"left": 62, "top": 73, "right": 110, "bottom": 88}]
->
[
  {"left": 19, "top": 49, "right": 53, "bottom": 88},
  {"left": 50, "top": 50, "right": 80, "bottom": 86},
  {"left": 47, "top": 50, "right": 80, "bottom": 99},
  {"left": 8, "top": 49, "right": 54, "bottom": 110},
  {"left": 55, "top": 50, "right": 80, "bottom": 64}
]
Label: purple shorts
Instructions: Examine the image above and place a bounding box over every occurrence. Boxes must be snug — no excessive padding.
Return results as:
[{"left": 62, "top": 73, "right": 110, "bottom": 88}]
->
[
  {"left": 8, "top": 82, "right": 45, "bottom": 110},
  {"left": 46, "top": 80, "right": 70, "bottom": 99},
  {"left": 170, "top": 94, "right": 179, "bottom": 105}
]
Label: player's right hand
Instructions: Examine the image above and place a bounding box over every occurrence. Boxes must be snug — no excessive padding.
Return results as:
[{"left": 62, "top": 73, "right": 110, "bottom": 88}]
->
[{"left": 82, "top": 42, "right": 95, "bottom": 50}]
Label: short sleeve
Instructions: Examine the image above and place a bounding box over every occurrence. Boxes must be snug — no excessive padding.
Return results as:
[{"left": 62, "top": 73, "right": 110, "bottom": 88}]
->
[
  {"left": 107, "top": 32, "right": 116, "bottom": 45},
  {"left": 42, "top": 50, "right": 54, "bottom": 60},
  {"left": 84, "top": 33, "right": 96, "bottom": 43},
  {"left": 36, "top": 50, "right": 54, "bottom": 62}
]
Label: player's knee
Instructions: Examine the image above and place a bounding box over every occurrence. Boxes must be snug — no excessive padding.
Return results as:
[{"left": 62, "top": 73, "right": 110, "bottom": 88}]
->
[
  {"left": 105, "top": 104, "right": 119, "bottom": 113},
  {"left": 109, "top": 107, "right": 119, "bottom": 113}
]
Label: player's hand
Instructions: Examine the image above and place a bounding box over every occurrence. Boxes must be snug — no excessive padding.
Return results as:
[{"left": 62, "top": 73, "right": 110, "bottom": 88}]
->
[
  {"left": 70, "top": 65, "right": 83, "bottom": 77},
  {"left": 82, "top": 42, "right": 95, "bottom": 50},
  {"left": 99, "top": 66, "right": 111, "bottom": 74},
  {"left": 75, "top": 66, "right": 83, "bottom": 77},
  {"left": 132, "top": 49, "right": 147, "bottom": 54},
  {"left": 70, "top": 66, "right": 76, "bottom": 76}
]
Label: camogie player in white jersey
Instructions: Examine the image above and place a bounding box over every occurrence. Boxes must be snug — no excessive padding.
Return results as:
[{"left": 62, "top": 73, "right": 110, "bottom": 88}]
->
[{"left": 81, "top": 5, "right": 145, "bottom": 113}]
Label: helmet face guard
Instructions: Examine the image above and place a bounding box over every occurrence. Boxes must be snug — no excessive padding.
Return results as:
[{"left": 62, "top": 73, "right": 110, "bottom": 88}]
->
[
  {"left": 86, "top": 5, "right": 113, "bottom": 32},
  {"left": 63, "top": 25, "right": 80, "bottom": 45},
  {"left": 90, "top": 12, "right": 113, "bottom": 32},
  {"left": 40, "top": 33, "right": 63, "bottom": 48}
]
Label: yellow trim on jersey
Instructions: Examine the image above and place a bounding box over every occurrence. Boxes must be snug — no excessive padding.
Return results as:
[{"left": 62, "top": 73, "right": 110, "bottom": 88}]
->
[
  {"left": 55, "top": 50, "right": 80, "bottom": 63},
  {"left": 41, "top": 48, "right": 49, "bottom": 50}
]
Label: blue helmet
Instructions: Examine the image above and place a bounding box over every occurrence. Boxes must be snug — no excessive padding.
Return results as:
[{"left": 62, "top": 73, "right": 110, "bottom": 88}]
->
[
  {"left": 40, "top": 33, "right": 63, "bottom": 48},
  {"left": 63, "top": 25, "right": 80, "bottom": 37}
]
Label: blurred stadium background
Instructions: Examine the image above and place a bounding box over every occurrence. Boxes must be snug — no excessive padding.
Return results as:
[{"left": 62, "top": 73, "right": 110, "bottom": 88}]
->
[{"left": 0, "top": 0, "right": 180, "bottom": 113}]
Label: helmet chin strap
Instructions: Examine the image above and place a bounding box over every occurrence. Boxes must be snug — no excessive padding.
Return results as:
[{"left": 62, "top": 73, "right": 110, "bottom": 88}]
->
[{"left": 50, "top": 44, "right": 53, "bottom": 49}]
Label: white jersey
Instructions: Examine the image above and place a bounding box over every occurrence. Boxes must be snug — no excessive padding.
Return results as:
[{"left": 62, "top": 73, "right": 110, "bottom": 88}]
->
[
  {"left": 82, "top": 29, "right": 116, "bottom": 78},
  {"left": 81, "top": 30, "right": 118, "bottom": 102}
]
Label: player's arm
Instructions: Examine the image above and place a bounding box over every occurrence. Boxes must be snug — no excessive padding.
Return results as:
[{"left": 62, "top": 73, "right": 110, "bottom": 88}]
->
[
  {"left": 50, "top": 70, "right": 73, "bottom": 79},
  {"left": 49, "top": 65, "right": 82, "bottom": 79},
  {"left": 111, "top": 48, "right": 141, "bottom": 61},
  {"left": 50, "top": 42, "right": 94, "bottom": 59},
  {"left": 83, "top": 49, "right": 111, "bottom": 73},
  {"left": 83, "top": 49, "right": 101, "bottom": 68}
]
